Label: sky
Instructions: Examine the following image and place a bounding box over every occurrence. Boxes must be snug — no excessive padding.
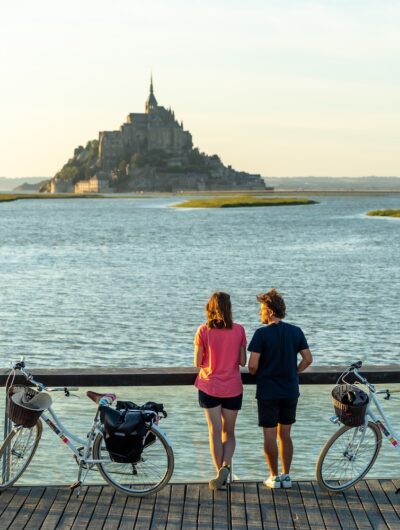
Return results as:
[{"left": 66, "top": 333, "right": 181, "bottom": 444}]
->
[{"left": 1, "top": 0, "right": 400, "bottom": 178}]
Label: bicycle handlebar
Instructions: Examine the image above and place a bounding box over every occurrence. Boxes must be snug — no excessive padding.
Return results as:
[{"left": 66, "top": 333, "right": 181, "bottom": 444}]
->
[
  {"left": 10, "top": 360, "right": 79, "bottom": 394},
  {"left": 338, "top": 361, "right": 375, "bottom": 392}
]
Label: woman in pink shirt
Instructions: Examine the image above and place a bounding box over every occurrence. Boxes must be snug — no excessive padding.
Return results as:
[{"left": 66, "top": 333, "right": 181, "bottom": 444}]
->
[{"left": 194, "top": 292, "right": 247, "bottom": 490}]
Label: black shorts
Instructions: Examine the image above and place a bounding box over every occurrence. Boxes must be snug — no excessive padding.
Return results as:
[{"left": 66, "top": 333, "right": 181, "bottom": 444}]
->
[
  {"left": 257, "top": 398, "right": 298, "bottom": 428},
  {"left": 198, "top": 390, "right": 243, "bottom": 410}
]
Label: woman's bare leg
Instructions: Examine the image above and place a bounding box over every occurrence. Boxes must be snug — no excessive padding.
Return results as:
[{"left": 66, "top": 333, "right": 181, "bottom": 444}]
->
[
  {"left": 204, "top": 406, "right": 223, "bottom": 472},
  {"left": 221, "top": 408, "right": 239, "bottom": 467}
]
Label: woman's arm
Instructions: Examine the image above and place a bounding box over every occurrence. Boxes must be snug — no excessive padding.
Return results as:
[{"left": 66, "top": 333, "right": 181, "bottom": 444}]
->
[
  {"left": 239, "top": 345, "right": 247, "bottom": 367},
  {"left": 248, "top": 351, "right": 261, "bottom": 375},
  {"left": 194, "top": 344, "right": 205, "bottom": 368},
  {"left": 297, "top": 348, "right": 313, "bottom": 373}
]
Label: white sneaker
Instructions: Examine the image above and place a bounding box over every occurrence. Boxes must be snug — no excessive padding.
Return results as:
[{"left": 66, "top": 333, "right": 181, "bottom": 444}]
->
[
  {"left": 280, "top": 474, "right": 292, "bottom": 488},
  {"left": 263, "top": 475, "right": 281, "bottom": 489}
]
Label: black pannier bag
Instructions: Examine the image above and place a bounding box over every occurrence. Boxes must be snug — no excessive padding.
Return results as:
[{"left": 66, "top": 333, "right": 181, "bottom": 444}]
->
[{"left": 100, "top": 401, "right": 166, "bottom": 463}]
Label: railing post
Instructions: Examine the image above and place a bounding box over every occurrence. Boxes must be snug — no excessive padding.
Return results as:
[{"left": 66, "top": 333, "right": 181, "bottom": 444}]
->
[{"left": 2, "top": 391, "right": 11, "bottom": 481}]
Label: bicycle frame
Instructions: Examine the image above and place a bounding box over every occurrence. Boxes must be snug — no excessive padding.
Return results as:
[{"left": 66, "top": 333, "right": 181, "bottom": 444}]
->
[
  {"left": 39, "top": 404, "right": 105, "bottom": 465},
  {"left": 366, "top": 391, "right": 400, "bottom": 448}
]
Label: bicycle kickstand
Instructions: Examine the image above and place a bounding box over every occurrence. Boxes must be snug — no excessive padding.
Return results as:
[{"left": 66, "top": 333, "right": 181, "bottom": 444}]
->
[
  {"left": 70, "top": 479, "right": 82, "bottom": 497},
  {"left": 70, "top": 460, "right": 86, "bottom": 497}
]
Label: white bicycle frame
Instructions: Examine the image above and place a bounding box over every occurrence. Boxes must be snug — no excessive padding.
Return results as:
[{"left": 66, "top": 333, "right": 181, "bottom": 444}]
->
[
  {"left": 39, "top": 403, "right": 105, "bottom": 466},
  {"left": 365, "top": 391, "right": 400, "bottom": 449}
]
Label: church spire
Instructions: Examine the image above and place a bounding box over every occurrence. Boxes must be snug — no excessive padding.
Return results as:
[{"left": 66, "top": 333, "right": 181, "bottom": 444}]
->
[{"left": 145, "top": 74, "right": 158, "bottom": 113}]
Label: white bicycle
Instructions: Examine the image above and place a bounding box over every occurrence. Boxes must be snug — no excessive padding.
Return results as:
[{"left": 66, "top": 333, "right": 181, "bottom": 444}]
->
[
  {"left": 316, "top": 361, "right": 400, "bottom": 492},
  {"left": 0, "top": 360, "right": 174, "bottom": 496}
]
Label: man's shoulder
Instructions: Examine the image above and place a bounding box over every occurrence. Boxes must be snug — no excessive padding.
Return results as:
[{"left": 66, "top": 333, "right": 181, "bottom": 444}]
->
[{"left": 283, "top": 321, "right": 304, "bottom": 333}]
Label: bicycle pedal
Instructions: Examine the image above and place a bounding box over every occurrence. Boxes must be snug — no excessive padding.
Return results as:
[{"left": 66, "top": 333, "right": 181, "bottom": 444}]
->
[{"left": 69, "top": 480, "right": 82, "bottom": 491}]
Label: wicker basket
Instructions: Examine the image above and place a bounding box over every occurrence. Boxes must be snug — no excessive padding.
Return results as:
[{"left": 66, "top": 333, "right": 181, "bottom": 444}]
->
[
  {"left": 7, "top": 386, "right": 52, "bottom": 428},
  {"left": 332, "top": 384, "right": 369, "bottom": 427}
]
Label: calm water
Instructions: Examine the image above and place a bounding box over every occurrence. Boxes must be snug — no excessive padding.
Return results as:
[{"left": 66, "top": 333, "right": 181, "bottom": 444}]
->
[{"left": 0, "top": 194, "right": 399, "bottom": 483}]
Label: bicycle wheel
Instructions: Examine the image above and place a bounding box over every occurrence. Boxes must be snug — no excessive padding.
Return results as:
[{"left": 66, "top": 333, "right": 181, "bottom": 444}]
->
[
  {"left": 0, "top": 421, "right": 42, "bottom": 491},
  {"left": 316, "top": 421, "right": 381, "bottom": 492},
  {"left": 93, "top": 423, "right": 174, "bottom": 496}
]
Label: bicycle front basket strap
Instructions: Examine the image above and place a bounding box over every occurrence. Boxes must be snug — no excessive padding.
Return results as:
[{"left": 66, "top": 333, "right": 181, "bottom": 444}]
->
[{"left": 332, "top": 384, "right": 369, "bottom": 427}]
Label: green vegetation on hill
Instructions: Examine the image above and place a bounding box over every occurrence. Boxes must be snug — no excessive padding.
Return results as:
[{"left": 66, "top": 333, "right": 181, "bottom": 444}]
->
[
  {"left": 174, "top": 195, "right": 317, "bottom": 208},
  {"left": 40, "top": 140, "right": 99, "bottom": 192},
  {"left": 367, "top": 209, "right": 400, "bottom": 218}
]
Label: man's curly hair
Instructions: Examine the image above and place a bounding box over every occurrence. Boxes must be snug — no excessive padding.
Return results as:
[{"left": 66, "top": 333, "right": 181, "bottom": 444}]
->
[{"left": 257, "top": 288, "right": 286, "bottom": 319}]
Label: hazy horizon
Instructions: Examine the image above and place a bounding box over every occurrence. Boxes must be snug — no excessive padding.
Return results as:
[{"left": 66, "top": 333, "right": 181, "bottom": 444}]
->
[{"left": 1, "top": 0, "right": 399, "bottom": 178}]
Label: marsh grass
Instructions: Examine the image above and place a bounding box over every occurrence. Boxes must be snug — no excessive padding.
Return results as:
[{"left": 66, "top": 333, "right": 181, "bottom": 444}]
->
[
  {"left": 174, "top": 195, "right": 317, "bottom": 208},
  {"left": 367, "top": 209, "right": 400, "bottom": 218}
]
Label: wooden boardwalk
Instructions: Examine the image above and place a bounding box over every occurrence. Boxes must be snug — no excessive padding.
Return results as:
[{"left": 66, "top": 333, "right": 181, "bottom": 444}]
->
[{"left": 1, "top": 480, "right": 400, "bottom": 530}]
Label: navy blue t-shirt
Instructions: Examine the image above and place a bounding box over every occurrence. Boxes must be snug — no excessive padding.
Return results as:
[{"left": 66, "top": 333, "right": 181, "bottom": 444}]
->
[{"left": 248, "top": 321, "right": 309, "bottom": 400}]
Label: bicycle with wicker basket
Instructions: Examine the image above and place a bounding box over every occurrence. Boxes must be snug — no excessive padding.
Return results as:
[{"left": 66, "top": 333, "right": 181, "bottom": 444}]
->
[
  {"left": 315, "top": 361, "right": 400, "bottom": 492},
  {"left": 0, "top": 360, "right": 174, "bottom": 496}
]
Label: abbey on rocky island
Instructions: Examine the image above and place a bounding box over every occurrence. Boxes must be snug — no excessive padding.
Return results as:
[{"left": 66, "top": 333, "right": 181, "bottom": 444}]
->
[{"left": 47, "top": 78, "right": 267, "bottom": 193}]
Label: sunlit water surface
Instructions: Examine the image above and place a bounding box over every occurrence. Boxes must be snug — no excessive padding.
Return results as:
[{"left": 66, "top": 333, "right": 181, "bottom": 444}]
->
[{"left": 0, "top": 195, "right": 399, "bottom": 483}]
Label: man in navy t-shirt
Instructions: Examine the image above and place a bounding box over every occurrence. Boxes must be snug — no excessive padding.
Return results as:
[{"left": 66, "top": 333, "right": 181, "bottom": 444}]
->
[{"left": 248, "top": 289, "right": 313, "bottom": 489}]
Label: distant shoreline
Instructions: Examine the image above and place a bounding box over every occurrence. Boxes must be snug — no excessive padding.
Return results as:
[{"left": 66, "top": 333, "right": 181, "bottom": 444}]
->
[{"left": 1, "top": 189, "right": 400, "bottom": 203}]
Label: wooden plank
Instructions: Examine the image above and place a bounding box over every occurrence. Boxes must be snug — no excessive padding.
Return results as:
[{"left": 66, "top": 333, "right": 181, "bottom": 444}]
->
[
  {"left": 40, "top": 487, "right": 72, "bottom": 529},
  {"left": 0, "top": 486, "right": 31, "bottom": 529},
  {"left": 213, "top": 487, "right": 229, "bottom": 530},
  {"left": 87, "top": 487, "right": 116, "bottom": 529},
  {"left": 55, "top": 486, "right": 90, "bottom": 530},
  {"left": 0, "top": 488, "right": 18, "bottom": 518},
  {"left": 230, "top": 482, "right": 246, "bottom": 530},
  {"left": 118, "top": 494, "right": 141, "bottom": 530},
  {"left": 135, "top": 494, "right": 157, "bottom": 530},
  {"left": 258, "top": 483, "right": 278, "bottom": 529},
  {"left": 8, "top": 486, "right": 45, "bottom": 529},
  {"left": 342, "top": 485, "right": 373, "bottom": 529},
  {"left": 272, "top": 489, "right": 294, "bottom": 530},
  {"left": 366, "top": 479, "right": 400, "bottom": 529},
  {"left": 150, "top": 484, "right": 171, "bottom": 530},
  {"left": 329, "top": 490, "right": 357, "bottom": 530},
  {"left": 297, "top": 482, "right": 325, "bottom": 530},
  {"left": 197, "top": 483, "right": 213, "bottom": 530},
  {"left": 243, "top": 482, "right": 263, "bottom": 530},
  {"left": 181, "top": 484, "right": 199, "bottom": 530},
  {"left": 311, "top": 482, "right": 341, "bottom": 530},
  {"left": 102, "top": 492, "right": 128, "bottom": 530},
  {"left": 166, "top": 484, "right": 185, "bottom": 530},
  {"left": 354, "top": 480, "right": 389, "bottom": 530},
  {"left": 70, "top": 486, "right": 103, "bottom": 530},
  {"left": 380, "top": 480, "right": 400, "bottom": 521},
  {"left": 286, "top": 482, "right": 310, "bottom": 530},
  {"left": 24, "top": 486, "right": 60, "bottom": 530}
]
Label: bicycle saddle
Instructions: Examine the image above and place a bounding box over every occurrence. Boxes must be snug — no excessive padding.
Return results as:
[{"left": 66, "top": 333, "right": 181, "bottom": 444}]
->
[{"left": 86, "top": 391, "right": 112, "bottom": 404}]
